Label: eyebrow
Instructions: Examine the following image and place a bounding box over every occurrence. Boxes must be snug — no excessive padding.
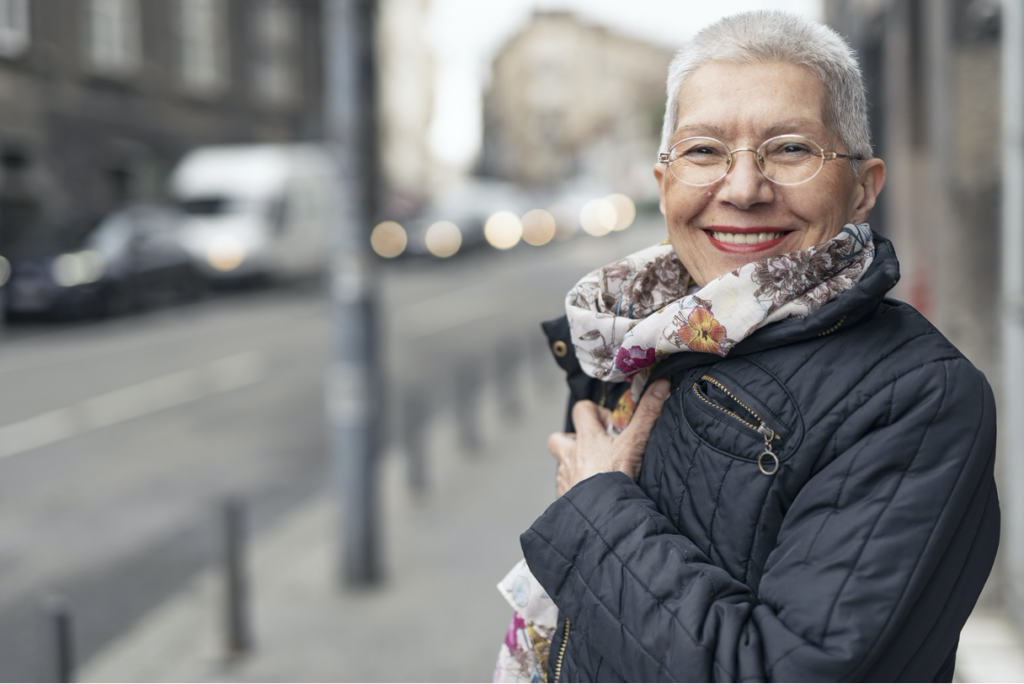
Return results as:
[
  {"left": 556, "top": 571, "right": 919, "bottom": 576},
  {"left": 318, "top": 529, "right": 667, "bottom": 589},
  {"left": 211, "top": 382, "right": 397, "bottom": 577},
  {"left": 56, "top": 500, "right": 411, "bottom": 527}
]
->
[{"left": 673, "top": 119, "right": 828, "bottom": 141}]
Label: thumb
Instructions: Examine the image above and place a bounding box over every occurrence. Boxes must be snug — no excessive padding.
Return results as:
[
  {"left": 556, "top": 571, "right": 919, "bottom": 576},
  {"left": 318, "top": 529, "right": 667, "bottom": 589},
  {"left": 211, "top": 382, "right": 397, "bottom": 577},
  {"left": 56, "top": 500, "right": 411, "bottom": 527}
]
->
[{"left": 621, "top": 379, "right": 670, "bottom": 448}]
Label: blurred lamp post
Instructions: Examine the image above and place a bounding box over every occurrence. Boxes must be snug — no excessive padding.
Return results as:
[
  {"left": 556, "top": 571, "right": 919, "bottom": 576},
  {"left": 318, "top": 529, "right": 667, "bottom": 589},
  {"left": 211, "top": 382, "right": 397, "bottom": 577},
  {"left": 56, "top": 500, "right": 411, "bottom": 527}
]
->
[{"left": 323, "top": 0, "right": 383, "bottom": 587}]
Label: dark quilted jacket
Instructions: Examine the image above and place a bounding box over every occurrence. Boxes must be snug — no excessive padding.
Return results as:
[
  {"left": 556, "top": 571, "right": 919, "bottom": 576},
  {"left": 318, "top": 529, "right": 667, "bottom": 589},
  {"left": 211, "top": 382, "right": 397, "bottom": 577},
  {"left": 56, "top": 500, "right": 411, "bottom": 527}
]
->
[{"left": 524, "top": 236, "right": 999, "bottom": 682}]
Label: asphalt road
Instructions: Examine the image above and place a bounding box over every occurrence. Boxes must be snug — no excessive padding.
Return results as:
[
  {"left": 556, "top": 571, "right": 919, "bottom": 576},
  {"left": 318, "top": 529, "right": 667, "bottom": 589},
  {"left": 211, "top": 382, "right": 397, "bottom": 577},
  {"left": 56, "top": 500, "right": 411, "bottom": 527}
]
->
[{"left": 0, "top": 215, "right": 664, "bottom": 681}]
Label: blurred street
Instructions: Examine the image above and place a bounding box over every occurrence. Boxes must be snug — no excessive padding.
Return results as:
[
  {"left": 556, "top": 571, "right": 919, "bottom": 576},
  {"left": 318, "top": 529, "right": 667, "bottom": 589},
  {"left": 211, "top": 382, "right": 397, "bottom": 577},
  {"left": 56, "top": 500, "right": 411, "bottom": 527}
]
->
[
  {"left": 0, "top": 0, "right": 1022, "bottom": 681},
  {"left": 0, "top": 216, "right": 665, "bottom": 681}
]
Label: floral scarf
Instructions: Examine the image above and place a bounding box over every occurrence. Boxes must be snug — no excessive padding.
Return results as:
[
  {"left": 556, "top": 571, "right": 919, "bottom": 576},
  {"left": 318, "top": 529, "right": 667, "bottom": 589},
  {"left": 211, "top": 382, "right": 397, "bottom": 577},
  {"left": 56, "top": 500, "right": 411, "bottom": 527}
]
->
[
  {"left": 566, "top": 223, "right": 874, "bottom": 425},
  {"left": 493, "top": 559, "right": 559, "bottom": 682}
]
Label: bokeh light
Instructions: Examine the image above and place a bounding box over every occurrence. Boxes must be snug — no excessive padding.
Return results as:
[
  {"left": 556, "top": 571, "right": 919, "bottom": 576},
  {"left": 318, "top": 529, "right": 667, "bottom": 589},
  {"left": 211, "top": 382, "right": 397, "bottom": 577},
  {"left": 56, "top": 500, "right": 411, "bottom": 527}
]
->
[
  {"left": 425, "top": 220, "right": 462, "bottom": 258},
  {"left": 370, "top": 220, "right": 408, "bottom": 258},
  {"left": 484, "top": 211, "right": 523, "bottom": 250},
  {"left": 606, "top": 193, "right": 636, "bottom": 231},
  {"left": 521, "top": 209, "right": 556, "bottom": 246},
  {"left": 579, "top": 198, "right": 617, "bottom": 237}
]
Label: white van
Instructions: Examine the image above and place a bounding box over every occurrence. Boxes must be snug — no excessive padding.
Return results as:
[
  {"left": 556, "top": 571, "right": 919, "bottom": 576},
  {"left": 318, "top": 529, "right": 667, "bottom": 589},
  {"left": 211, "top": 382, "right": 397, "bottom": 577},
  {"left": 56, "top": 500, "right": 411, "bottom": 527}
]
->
[{"left": 169, "top": 144, "right": 337, "bottom": 282}]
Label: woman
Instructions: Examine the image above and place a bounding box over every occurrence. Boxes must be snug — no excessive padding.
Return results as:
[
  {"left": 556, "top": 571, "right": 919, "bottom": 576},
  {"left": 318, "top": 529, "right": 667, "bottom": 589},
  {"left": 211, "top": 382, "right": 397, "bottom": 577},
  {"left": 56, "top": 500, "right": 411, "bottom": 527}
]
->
[{"left": 512, "top": 10, "right": 998, "bottom": 683}]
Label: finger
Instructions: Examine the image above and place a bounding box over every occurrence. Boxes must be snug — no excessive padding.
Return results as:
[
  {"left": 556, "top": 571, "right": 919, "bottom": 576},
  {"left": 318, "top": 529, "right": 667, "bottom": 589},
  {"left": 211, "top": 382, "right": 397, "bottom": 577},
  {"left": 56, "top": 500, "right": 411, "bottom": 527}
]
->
[
  {"left": 620, "top": 379, "right": 671, "bottom": 447},
  {"left": 571, "top": 399, "right": 606, "bottom": 434},
  {"left": 547, "top": 431, "right": 577, "bottom": 461},
  {"left": 595, "top": 404, "right": 614, "bottom": 427}
]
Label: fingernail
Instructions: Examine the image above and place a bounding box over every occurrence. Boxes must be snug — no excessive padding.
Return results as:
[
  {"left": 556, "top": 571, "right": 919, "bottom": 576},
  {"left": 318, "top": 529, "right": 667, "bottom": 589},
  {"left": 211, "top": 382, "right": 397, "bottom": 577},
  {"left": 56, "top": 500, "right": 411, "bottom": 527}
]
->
[{"left": 651, "top": 379, "right": 670, "bottom": 399}]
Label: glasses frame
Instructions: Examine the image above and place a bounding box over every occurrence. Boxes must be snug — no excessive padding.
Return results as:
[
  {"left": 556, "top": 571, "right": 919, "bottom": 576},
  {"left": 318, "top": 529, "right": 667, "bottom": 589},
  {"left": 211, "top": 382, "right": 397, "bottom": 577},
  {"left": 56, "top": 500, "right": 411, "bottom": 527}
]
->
[{"left": 657, "top": 134, "right": 865, "bottom": 187}]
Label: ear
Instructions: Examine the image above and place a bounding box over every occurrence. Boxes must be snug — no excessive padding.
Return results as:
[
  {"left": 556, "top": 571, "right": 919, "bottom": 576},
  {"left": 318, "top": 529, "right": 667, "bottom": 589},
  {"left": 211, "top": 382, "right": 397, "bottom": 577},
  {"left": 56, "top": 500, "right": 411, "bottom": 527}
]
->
[
  {"left": 653, "top": 163, "right": 667, "bottom": 215},
  {"left": 848, "top": 158, "right": 886, "bottom": 224}
]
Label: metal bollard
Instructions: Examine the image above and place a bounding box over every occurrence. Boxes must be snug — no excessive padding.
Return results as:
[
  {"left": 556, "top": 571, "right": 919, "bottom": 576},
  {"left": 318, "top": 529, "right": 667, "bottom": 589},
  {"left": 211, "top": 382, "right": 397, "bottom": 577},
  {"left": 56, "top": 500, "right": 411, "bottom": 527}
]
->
[
  {"left": 496, "top": 343, "right": 523, "bottom": 421},
  {"left": 402, "top": 391, "right": 428, "bottom": 495},
  {"left": 222, "top": 498, "right": 251, "bottom": 657},
  {"left": 455, "top": 365, "right": 482, "bottom": 456},
  {"left": 43, "top": 595, "right": 74, "bottom": 683}
]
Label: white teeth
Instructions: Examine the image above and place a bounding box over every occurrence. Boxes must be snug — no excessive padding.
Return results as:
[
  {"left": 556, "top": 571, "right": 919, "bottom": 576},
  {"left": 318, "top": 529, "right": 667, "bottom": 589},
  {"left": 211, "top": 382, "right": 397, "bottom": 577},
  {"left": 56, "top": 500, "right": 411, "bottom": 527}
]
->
[{"left": 711, "top": 231, "right": 782, "bottom": 244}]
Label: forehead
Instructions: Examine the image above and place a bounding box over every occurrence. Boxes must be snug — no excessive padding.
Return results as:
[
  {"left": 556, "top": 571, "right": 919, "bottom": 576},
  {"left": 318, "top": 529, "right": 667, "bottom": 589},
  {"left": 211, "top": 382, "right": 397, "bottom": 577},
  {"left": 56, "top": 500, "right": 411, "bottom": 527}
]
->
[{"left": 673, "top": 60, "right": 830, "bottom": 141}]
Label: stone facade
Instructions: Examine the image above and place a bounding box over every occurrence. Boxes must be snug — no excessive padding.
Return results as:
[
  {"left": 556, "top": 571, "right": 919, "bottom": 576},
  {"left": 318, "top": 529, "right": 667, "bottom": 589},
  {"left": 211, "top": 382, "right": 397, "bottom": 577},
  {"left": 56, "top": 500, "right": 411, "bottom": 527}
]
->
[{"left": 480, "top": 10, "right": 671, "bottom": 196}]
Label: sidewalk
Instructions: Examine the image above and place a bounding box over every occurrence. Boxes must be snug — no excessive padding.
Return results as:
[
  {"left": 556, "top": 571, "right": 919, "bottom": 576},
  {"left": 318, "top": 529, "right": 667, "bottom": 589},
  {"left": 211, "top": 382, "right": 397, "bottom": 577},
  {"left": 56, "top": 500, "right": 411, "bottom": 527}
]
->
[
  {"left": 80, "top": 357, "right": 1024, "bottom": 682},
  {"left": 82, "top": 346, "right": 563, "bottom": 682}
]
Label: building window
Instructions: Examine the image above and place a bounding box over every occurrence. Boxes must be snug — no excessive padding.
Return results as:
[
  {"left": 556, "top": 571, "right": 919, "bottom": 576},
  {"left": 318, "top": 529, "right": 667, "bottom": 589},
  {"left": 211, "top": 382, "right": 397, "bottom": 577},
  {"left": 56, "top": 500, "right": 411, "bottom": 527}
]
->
[
  {"left": 0, "top": 0, "right": 29, "bottom": 58},
  {"left": 251, "top": 0, "right": 298, "bottom": 106},
  {"left": 179, "top": 0, "right": 227, "bottom": 92},
  {"left": 84, "top": 0, "right": 141, "bottom": 76}
]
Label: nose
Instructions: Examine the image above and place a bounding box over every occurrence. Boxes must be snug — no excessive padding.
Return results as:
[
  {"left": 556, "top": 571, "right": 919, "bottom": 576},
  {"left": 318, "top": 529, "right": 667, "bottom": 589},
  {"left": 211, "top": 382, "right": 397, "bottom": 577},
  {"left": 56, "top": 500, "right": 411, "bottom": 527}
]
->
[{"left": 717, "top": 149, "right": 774, "bottom": 209}]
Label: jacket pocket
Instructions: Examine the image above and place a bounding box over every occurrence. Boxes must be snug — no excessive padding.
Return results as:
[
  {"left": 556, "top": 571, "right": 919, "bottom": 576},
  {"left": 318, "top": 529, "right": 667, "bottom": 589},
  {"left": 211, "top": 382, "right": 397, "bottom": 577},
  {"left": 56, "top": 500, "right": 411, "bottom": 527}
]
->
[
  {"left": 692, "top": 374, "right": 781, "bottom": 474},
  {"left": 682, "top": 361, "right": 804, "bottom": 474}
]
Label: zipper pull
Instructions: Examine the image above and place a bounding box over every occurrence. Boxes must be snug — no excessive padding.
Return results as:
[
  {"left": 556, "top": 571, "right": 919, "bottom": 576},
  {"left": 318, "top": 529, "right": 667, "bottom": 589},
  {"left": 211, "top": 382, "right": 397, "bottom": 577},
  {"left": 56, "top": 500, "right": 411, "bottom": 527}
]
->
[{"left": 757, "top": 423, "right": 779, "bottom": 475}]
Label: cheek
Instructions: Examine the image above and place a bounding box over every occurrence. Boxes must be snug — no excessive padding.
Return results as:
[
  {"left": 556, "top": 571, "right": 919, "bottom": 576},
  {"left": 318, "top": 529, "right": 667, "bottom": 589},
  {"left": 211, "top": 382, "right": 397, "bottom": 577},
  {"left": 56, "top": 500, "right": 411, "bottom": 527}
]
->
[
  {"left": 798, "top": 174, "right": 856, "bottom": 231},
  {"left": 664, "top": 186, "right": 713, "bottom": 226}
]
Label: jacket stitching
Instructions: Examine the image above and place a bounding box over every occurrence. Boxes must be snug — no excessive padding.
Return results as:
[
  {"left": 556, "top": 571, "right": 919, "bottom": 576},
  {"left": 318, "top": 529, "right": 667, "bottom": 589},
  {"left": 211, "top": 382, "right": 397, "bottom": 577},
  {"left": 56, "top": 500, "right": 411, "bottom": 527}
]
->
[
  {"left": 657, "top": 391, "right": 686, "bottom": 512},
  {"left": 802, "top": 433, "right": 858, "bottom": 567},
  {"left": 675, "top": 410, "right": 701, "bottom": 539},
  {"left": 859, "top": 362, "right": 988, "bottom": 677},
  {"left": 527, "top": 525, "right": 685, "bottom": 681},
  {"left": 773, "top": 364, "right": 982, "bottom": 682},
  {"left": 768, "top": 360, "right": 958, "bottom": 674},
  {"left": 787, "top": 329, "right": 940, "bottom": 426},
  {"left": 570, "top": 475, "right": 742, "bottom": 677},
  {"left": 743, "top": 478, "right": 775, "bottom": 586},
  {"left": 892, "top": 476, "right": 995, "bottom": 681},
  {"left": 819, "top": 367, "right": 944, "bottom": 641},
  {"left": 705, "top": 458, "right": 735, "bottom": 563}
]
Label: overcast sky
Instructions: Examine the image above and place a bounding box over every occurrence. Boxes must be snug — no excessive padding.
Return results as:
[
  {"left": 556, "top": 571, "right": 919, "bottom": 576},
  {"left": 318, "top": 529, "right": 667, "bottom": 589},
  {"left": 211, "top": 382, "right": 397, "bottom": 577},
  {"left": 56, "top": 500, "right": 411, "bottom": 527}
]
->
[{"left": 423, "top": 0, "right": 823, "bottom": 169}]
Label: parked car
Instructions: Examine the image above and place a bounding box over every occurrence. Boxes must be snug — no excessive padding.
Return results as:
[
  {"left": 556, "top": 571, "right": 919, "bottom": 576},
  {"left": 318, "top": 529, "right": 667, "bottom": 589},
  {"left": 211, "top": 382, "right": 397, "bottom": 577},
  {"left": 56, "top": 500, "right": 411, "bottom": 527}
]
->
[
  {"left": 3, "top": 204, "right": 204, "bottom": 320},
  {"left": 170, "top": 144, "right": 338, "bottom": 283}
]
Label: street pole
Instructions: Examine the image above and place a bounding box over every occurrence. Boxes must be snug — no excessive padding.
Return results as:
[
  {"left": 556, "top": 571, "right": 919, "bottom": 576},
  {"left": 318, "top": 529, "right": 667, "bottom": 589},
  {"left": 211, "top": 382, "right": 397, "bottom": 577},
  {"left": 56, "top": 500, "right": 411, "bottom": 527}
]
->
[{"left": 323, "top": 0, "right": 383, "bottom": 587}]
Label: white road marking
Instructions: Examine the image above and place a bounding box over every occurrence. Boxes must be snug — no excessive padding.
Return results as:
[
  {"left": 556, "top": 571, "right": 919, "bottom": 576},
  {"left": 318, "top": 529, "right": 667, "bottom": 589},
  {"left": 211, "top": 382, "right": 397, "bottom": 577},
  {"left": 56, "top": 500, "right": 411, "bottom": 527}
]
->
[{"left": 0, "top": 351, "right": 267, "bottom": 461}]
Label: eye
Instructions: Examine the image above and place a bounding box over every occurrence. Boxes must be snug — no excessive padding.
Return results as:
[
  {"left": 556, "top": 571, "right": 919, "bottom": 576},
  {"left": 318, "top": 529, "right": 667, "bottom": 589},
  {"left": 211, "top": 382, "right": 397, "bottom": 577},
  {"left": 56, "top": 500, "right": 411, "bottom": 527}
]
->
[
  {"left": 674, "top": 139, "right": 726, "bottom": 164},
  {"left": 763, "top": 137, "right": 817, "bottom": 162},
  {"left": 781, "top": 142, "right": 812, "bottom": 154}
]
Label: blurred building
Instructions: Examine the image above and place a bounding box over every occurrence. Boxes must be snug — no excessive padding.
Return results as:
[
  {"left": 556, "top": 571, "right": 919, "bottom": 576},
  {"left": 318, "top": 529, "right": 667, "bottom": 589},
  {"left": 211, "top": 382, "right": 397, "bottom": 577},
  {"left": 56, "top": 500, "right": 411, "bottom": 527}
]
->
[
  {"left": 0, "top": 0, "right": 324, "bottom": 251},
  {"left": 376, "top": 0, "right": 435, "bottom": 219},
  {"left": 480, "top": 10, "right": 672, "bottom": 196},
  {"left": 825, "top": 0, "right": 1021, "bottom": 628}
]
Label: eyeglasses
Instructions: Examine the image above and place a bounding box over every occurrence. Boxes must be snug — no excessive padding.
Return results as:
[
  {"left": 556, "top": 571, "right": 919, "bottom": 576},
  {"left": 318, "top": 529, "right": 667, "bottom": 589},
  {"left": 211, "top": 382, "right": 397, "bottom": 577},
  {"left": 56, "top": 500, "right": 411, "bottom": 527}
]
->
[{"left": 657, "top": 134, "right": 864, "bottom": 186}]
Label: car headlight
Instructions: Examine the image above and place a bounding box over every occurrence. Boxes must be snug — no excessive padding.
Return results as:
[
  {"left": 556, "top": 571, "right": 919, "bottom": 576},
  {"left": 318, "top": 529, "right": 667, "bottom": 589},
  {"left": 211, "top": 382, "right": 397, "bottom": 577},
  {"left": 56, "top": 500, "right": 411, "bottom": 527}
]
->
[
  {"left": 52, "top": 250, "right": 105, "bottom": 287},
  {"left": 206, "top": 236, "right": 247, "bottom": 271}
]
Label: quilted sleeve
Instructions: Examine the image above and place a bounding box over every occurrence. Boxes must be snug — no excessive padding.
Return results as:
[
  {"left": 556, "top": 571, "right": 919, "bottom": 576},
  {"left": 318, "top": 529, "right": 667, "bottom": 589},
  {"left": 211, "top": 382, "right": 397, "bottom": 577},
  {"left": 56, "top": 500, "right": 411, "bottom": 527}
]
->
[{"left": 521, "top": 357, "right": 999, "bottom": 682}]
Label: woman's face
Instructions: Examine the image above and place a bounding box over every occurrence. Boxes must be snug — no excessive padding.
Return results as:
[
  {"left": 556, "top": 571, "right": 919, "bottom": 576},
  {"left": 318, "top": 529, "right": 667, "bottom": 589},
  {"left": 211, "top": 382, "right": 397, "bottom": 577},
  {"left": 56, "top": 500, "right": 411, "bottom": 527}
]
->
[{"left": 654, "top": 60, "right": 886, "bottom": 287}]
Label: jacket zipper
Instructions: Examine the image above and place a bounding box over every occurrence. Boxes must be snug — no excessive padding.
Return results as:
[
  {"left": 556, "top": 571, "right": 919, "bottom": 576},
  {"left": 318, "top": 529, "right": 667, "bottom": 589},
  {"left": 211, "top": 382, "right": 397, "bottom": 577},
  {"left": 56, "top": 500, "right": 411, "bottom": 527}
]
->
[
  {"left": 692, "top": 374, "right": 780, "bottom": 475},
  {"left": 816, "top": 314, "right": 847, "bottom": 337},
  {"left": 553, "top": 617, "right": 570, "bottom": 682}
]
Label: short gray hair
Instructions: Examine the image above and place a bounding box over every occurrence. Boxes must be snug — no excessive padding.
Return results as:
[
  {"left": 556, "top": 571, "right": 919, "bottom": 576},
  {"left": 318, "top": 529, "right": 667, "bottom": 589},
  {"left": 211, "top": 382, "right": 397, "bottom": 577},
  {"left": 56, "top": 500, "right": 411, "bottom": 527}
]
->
[{"left": 659, "top": 10, "right": 872, "bottom": 163}]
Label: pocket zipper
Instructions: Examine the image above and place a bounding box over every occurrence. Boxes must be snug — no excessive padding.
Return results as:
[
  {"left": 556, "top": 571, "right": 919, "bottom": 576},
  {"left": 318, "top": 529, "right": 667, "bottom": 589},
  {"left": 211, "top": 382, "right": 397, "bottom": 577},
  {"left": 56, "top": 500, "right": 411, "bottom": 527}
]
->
[{"left": 692, "top": 374, "right": 780, "bottom": 475}]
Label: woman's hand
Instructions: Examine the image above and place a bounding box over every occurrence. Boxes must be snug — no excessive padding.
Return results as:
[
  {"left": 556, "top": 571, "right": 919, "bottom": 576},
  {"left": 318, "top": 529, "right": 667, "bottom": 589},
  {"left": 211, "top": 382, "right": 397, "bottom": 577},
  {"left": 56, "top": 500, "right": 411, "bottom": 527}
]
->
[{"left": 547, "top": 379, "right": 671, "bottom": 496}]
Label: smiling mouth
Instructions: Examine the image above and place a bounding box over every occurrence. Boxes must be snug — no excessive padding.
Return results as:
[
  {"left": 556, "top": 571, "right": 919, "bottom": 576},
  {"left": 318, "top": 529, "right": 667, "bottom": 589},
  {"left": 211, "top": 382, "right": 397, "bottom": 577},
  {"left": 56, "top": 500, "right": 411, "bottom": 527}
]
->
[{"left": 704, "top": 227, "right": 792, "bottom": 253}]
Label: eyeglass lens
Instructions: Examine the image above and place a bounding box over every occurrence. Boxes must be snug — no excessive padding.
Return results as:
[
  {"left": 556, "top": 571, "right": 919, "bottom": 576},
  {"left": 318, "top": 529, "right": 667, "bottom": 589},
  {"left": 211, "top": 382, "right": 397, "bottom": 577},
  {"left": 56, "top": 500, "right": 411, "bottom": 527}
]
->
[{"left": 667, "top": 135, "right": 825, "bottom": 186}]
